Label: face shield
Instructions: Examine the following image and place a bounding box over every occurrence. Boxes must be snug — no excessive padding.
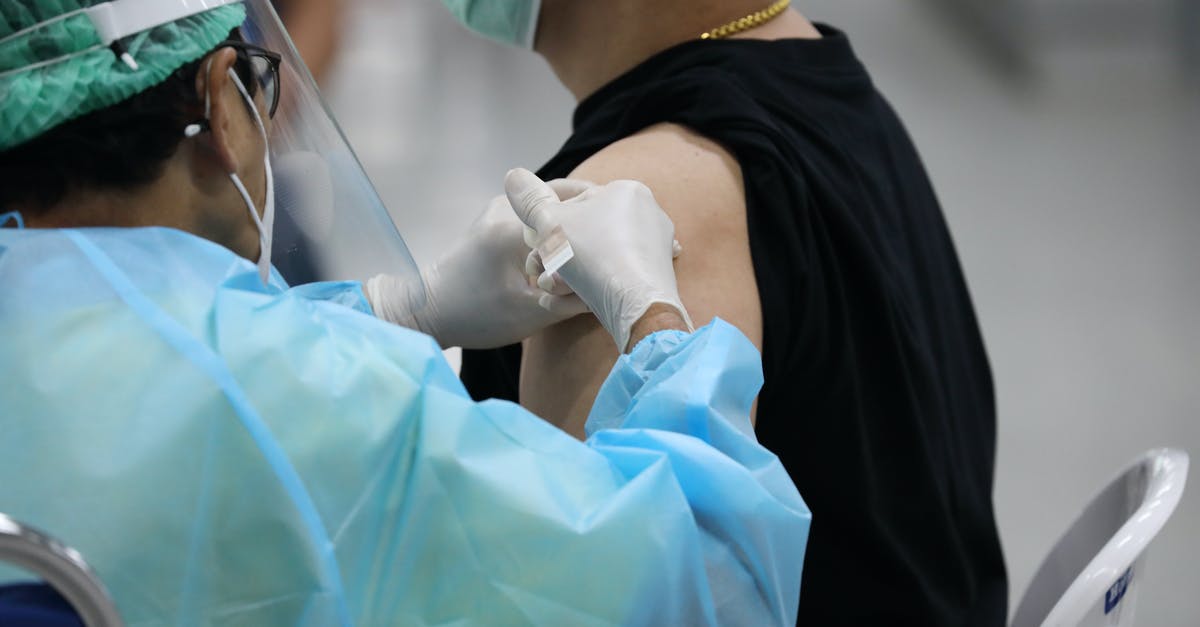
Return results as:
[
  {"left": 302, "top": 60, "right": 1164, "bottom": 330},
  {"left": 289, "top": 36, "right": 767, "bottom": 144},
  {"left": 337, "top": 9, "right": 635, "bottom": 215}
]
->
[
  {"left": 237, "top": 0, "right": 418, "bottom": 287},
  {"left": 0, "top": 0, "right": 417, "bottom": 287}
]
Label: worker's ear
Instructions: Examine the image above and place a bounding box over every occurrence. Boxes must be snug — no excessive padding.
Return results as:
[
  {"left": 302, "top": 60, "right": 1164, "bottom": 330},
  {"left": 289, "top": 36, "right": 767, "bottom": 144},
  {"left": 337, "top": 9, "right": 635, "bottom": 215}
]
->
[{"left": 193, "top": 47, "right": 244, "bottom": 174}]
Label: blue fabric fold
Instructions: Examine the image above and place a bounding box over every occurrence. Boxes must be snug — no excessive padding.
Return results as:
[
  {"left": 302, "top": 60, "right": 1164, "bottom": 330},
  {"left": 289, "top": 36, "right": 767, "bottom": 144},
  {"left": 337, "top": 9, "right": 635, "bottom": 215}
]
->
[{"left": 0, "top": 226, "right": 809, "bottom": 625}]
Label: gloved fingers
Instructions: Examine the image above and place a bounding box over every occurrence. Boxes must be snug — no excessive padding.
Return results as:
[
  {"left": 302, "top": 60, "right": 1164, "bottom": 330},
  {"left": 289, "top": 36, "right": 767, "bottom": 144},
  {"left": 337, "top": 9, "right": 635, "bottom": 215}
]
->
[
  {"left": 478, "top": 194, "right": 516, "bottom": 230},
  {"left": 538, "top": 292, "right": 590, "bottom": 317},
  {"left": 546, "top": 273, "right": 573, "bottom": 296},
  {"left": 519, "top": 179, "right": 591, "bottom": 247},
  {"left": 536, "top": 269, "right": 573, "bottom": 295},
  {"left": 525, "top": 251, "right": 572, "bottom": 295},
  {"left": 673, "top": 239, "right": 683, "bottom": 259},
  {"left": 505, "top": 168, "right": 559, "bottom": 233},
  {"left": 525, "top": 248, "right": 544, "bottom": 282},
  {"left": 547, "top": 177, "right": 596, "bottom": 202},
  {"left": 484, "top": 193, "right": 511, "bottom": 214}
]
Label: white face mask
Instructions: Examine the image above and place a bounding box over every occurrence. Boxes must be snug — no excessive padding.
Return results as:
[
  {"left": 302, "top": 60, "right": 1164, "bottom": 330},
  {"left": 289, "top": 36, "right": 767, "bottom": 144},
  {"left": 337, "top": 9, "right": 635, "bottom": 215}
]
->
[
  {"left": 185, "top": 61, "right": 276, "bottom": 284},
  {"left": 440, "top": 0, "right": 542, "bottom": 49}
]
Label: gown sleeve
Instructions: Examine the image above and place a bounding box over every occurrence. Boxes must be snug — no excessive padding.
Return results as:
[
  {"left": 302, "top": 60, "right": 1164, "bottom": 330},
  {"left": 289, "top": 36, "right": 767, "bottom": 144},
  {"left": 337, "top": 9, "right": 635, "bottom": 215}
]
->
[
  {"left": 0, "top": 225, "right": 808, "bottom": 627},
  {"left": 226, "top": 278, "right": 810, "bottom": 626}
]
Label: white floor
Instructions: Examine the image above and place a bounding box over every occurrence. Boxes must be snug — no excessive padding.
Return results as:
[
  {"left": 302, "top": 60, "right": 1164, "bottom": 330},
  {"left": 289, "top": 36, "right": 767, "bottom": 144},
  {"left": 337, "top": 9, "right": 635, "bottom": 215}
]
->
[{"left": 324, "top": 1, "right": 1200, "bottom": 622}]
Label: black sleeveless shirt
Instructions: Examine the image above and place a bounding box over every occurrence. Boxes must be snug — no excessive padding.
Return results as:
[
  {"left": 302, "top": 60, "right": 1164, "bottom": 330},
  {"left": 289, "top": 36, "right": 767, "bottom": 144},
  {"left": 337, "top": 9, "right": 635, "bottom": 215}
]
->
[{"left": 462, "top": 25, "right": 1007, "bottom": 626}]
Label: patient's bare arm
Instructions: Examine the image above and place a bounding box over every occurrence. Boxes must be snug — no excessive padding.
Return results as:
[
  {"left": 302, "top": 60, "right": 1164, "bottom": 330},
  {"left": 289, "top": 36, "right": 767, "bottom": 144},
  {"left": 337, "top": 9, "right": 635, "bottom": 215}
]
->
[
  {"left": 520, "top": 123, "right": 764, "bottom": 439},
  {"left": 627, "top": 303, "right": 692, "bottom": 350}
]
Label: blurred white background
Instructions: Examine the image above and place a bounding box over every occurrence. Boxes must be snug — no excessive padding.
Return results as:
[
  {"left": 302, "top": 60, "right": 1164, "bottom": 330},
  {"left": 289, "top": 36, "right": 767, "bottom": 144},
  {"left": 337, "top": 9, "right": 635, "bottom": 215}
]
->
[{"left": 320, "top": 0, "right": 1199, "bottom": 622}]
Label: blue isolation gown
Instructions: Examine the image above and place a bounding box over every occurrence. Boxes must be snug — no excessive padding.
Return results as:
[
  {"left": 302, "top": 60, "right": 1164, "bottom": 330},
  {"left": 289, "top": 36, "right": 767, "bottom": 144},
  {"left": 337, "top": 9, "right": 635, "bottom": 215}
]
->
[{"left": 0, "top": 227, "right": 810, "bottom": 626}]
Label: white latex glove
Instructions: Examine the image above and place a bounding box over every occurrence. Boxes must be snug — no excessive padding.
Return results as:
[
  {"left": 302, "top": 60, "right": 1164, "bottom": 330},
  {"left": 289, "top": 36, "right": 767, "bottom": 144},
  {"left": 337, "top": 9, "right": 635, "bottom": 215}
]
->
[
  {"left": 365, "top": 189, "right": 588, "bottom": 349},
  {"left": 506, "top": 168, "right": 694, "bottom": 352}
]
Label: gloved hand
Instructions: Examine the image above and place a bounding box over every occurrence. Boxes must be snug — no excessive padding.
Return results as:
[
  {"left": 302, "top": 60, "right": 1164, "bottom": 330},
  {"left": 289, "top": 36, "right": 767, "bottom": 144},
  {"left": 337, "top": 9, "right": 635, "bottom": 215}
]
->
[
  {"left": 506, "top": 168, "right": 694, "bottom": 352},
  {"left": 366, "top": 185, "right": 589, "bottom": 349}
]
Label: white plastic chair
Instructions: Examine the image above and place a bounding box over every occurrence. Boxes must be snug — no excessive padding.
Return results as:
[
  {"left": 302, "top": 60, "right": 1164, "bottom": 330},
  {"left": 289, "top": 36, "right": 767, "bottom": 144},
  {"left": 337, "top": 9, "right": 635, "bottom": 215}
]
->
[{"left": 1010, "top": 448, "right": 1189, "bottom": 627}]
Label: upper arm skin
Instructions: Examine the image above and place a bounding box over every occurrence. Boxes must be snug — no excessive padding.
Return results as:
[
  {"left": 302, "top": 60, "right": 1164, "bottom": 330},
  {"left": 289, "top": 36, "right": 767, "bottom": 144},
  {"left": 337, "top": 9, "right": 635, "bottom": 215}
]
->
[{"left": 520, "top": 123, "right": 763, "bottom": 438}]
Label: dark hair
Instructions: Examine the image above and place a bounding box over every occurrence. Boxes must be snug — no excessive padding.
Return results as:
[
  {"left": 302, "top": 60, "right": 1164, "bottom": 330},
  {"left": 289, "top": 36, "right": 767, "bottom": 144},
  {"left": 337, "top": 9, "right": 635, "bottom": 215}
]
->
[{"left": 0, "top": 29, "right": 250, "bottom": 213}]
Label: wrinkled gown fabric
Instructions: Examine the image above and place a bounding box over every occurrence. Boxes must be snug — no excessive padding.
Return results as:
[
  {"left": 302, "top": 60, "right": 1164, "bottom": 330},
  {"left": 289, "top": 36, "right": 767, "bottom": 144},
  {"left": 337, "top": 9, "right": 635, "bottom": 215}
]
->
[{"left": 0, "top": 227, "right": 810, "bottom": 626}]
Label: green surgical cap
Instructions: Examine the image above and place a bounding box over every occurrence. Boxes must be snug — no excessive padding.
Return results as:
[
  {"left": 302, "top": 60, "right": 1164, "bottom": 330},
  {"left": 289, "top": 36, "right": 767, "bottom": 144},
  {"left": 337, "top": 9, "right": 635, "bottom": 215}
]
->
[{"left": 0, "top": 0, "right": 247, "bottom": 150}]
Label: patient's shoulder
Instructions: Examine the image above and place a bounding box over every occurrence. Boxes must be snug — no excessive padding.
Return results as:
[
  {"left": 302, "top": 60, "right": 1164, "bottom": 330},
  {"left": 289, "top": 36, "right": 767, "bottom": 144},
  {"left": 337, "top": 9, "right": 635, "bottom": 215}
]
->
[
  {"left": 566, "top": 122, "right": 761, "bottom": 353},
  {"left": 568, "top": 123, "right": 744, "bottom": 216},
  {"left": 520, "top": 123, "right": 762, "bottom": 435}
]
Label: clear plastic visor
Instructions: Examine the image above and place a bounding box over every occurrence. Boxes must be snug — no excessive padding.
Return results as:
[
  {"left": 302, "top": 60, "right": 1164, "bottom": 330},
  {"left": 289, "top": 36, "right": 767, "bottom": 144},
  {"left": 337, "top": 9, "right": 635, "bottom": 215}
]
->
[{"left": 238, "top": 0, "right": 418, "bottom": 287}]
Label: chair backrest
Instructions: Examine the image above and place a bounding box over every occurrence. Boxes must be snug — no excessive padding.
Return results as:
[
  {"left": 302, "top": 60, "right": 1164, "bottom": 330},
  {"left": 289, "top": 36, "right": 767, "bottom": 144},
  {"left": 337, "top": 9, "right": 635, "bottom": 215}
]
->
[
  {"left": 1010, "top": 448, "right": 1189, "bottom": 627},
  {"left": 0, "top": 513, "right": 123, "bottom": 627}
]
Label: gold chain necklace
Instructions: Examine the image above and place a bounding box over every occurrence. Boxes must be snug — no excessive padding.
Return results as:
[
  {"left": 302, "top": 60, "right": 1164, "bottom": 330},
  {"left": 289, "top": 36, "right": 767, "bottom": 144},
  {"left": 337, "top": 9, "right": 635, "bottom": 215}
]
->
[{"left": 699, "top": 0, "right": 791, "bottom": 40}]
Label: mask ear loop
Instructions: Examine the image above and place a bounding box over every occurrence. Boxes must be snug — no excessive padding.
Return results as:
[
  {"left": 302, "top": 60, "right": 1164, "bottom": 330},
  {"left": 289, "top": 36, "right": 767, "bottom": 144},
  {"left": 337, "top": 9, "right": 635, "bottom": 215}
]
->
[
  {"left": 183, "top": 59, "right": 214, "bottom": 138},
  {"left": 224, "top": 67, "right": 275, "bottom": 284},
  {"left": 176, "top": 55, "right": 275, "bottom": 284},
  {"left": 0, "top": 211, "right": 25, "bottom": 229}
]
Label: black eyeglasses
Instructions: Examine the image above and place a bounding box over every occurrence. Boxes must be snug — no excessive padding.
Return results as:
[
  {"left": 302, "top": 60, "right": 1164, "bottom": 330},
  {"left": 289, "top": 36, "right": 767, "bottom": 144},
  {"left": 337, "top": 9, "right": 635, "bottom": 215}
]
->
[{"left": 219, "top": 40, "right": 282, "bottom": 118}]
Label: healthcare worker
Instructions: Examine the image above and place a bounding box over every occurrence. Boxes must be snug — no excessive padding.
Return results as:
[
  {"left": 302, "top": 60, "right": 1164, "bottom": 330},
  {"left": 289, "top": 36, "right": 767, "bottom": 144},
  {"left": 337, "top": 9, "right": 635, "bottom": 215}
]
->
[{"left": 0, "top": 0, "right": 810, "bottom": 625}]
